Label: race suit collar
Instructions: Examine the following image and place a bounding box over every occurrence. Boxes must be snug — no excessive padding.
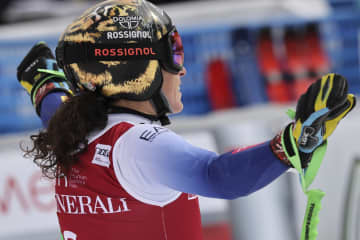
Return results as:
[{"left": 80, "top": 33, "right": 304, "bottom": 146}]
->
[
  {"left": 108, "top": 113, "right": 156, "bottom": 125},
  {"left": 87, "top": 113, "right": 160, "bottom": 144},
  {"left": 108, "top": 106, "right": 160, "bottom": 123}
]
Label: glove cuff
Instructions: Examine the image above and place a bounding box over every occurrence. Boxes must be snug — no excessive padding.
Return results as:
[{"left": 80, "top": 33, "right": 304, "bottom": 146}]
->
[
  {"left": 271, "top": 123, "right": 313, "bottom": 169},
  {"left": 270, "top": 124, "right": 293, "bottom": 167},
  {"left": 30, "top": 72, "right": 73, "bottom": 115}
]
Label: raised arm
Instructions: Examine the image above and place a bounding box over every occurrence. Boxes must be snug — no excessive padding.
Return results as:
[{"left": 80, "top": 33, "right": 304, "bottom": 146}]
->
[
  {"left": 17, "top": 42, "right": 74, "bottom": 127},
  {"left": 113, "top": 123, "right": 289, "bottom": 199}
]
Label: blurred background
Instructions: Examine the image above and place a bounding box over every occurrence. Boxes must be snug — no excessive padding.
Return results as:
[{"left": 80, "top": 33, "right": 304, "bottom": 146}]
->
[{"left": 0, "top": 0, "right": 360, "bottom": 240}]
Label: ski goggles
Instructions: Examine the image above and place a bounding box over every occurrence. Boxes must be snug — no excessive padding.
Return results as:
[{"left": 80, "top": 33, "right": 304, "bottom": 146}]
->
[
  {"left": 56, "top": 26, "right": 184, "bottom": 74},
  {"left": 159, "top": 27, "right": 184, "bottom": 74}
]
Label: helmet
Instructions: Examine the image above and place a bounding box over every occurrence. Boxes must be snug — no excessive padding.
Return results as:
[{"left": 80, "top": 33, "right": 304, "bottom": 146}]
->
[{"left": 55, "top": 0, "right": 184, "bottom": 125}]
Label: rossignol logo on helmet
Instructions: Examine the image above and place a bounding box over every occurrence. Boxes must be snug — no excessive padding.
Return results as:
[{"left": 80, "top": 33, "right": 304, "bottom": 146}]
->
[
  {"left": 107, "top": 31, "right": 151, "bottom": 40},
  {"left": 109, "top": 16, "right": 152, "bottom": 40},
  {"left": 94, "top": 47, "right": 157, "bottom": 57}
]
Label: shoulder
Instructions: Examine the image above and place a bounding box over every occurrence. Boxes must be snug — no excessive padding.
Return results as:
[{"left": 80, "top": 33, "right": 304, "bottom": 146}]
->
[
  {"left": 87, "top": 121, "right": 135, "bottom": 144},
  {"left": 111, "top": 123, "right": 182, "bottom": 206},
  {"left": 127, "top": 123, "right": 171, "bottom": 142},
  {"left": 111, "top": 123, "right": 175, "bottom": 155}
]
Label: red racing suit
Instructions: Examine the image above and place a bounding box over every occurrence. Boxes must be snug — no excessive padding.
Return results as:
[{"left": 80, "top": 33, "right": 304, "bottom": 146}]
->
[{"left": 52, "top": 113, "right": 288, "bottom": 240}]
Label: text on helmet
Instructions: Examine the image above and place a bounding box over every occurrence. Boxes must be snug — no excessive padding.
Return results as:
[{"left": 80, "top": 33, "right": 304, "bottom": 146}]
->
[{"left": 94, "top": 47, "right": 157, "bottom": 57}]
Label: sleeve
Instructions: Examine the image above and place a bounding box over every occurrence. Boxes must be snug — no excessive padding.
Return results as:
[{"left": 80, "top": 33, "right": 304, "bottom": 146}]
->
[
  {"left": 116, "top": 124, "right": 289, "bottom": 200},
  {"left": 39, "top": 92, "right": 67, "bottom": 127}
]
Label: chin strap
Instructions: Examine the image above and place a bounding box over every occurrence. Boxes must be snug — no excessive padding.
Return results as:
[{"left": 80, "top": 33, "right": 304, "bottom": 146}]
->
[
  {"left": 150, "top": 91, "right": 172, "bottom": 126},
  {"left": 106, "top": 90, "right": 171, "bottom": 126}
]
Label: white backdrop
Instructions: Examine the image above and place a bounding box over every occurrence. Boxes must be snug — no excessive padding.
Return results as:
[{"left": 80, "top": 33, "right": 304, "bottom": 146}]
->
[{"left": 0, "top": 135, "right": 58, "bottom": 239}]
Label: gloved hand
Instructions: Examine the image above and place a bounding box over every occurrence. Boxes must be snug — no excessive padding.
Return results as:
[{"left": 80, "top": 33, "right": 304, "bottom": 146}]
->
[
  {"left": 17, "top": 41, "right": 74, "bottom": 115},
  {"left": 271, "top": 73, "right": 356, "bottom": 168},
  {"left": 294, "top": 73, "right": 356, "bottom": 166}
]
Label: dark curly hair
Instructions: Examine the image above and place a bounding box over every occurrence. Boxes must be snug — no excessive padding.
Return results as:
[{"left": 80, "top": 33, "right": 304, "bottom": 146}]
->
[{"left": 23, "top": 91, "right": 108, "bottom": 178}]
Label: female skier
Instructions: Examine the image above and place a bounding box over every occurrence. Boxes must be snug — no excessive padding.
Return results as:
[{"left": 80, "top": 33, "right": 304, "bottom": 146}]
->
[{"left": 17, "top": 0, "right": 355, "bottom": 239}]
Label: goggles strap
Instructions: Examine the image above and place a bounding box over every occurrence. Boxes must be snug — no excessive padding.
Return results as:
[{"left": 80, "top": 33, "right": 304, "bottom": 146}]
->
[{"left": 56, "top": 41, "right": 165, "bottom": 67}]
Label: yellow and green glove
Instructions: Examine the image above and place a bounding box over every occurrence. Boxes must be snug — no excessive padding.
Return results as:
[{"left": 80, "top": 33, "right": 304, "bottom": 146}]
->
[
  {"left": 17, "top": 42, "right": 74, "bottom": 115},
  {"left": 293, "top": 73, "right": 356, "bottom": 166},
  {"left": 271, "top": 73, "right": 356, "bottom": 240}
]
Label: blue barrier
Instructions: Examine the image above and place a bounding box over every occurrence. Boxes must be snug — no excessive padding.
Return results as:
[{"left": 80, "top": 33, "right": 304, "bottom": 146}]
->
[
  {"left": 230, "top": 28, "right": 267, "bottom": 106},
  {"left": 1, "top": 13, "right": 360, "bottom": 133},
  {"left": 0, "top": 37, "right": 59, "bottom": 133}
]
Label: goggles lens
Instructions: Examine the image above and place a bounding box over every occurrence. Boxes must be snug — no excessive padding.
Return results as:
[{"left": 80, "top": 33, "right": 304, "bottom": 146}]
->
[{"left": 170, "top": 29, "right": 184, "bottom": 69}]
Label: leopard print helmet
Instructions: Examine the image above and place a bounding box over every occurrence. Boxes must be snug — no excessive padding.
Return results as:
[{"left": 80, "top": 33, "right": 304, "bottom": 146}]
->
[{"left": 56, "top": 0, "right": 174, "bottom": 102}]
